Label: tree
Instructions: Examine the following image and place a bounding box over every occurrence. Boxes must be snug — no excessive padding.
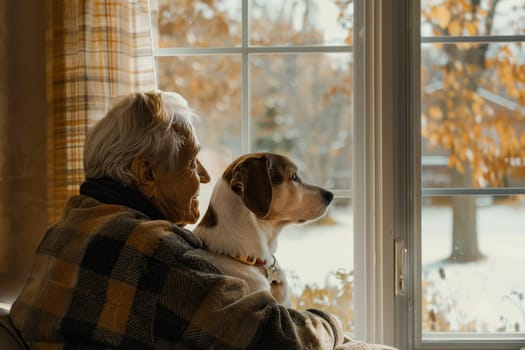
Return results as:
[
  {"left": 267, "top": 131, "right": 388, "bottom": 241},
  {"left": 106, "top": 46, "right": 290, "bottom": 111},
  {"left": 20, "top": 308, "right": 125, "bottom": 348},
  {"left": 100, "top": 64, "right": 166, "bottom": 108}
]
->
[{"left": 421, "top": 0, "right": 525, "bottom": 262}]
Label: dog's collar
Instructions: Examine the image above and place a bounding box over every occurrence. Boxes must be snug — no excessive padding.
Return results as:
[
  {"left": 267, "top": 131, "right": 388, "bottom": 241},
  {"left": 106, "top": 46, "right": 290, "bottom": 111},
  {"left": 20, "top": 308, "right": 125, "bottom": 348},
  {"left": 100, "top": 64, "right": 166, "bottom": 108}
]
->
[
  {"left": 228, "top": 253, "right": 283, "bottom": 284},
  {"left": 229, "top": 253, "right": 268, "bottom": 266},
  {"left": 201, "top": 242, "right": 271, "bottom": 267}
]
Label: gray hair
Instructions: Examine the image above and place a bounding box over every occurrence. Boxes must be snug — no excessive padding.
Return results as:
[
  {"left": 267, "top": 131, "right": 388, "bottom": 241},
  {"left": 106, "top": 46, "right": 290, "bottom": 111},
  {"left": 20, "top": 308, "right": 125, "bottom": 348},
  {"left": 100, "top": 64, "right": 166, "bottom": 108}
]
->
[{"left": 84, "top": 90, "right": 199, "bottom": 186}]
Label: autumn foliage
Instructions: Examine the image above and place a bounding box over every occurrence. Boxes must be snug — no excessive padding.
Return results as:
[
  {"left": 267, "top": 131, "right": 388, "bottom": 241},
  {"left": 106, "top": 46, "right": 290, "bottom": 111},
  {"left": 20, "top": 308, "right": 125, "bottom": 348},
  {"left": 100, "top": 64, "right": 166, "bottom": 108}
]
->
[{"left": 421, "top": 0, "right": 525, "bottom": 187}]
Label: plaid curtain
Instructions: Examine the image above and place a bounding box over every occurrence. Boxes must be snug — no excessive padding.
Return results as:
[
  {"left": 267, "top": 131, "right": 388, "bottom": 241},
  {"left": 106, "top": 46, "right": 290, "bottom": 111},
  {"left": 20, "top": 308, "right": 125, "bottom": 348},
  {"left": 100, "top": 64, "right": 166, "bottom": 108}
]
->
[{"left": 47, "top": 0, "right": 156, "bottom": 224}]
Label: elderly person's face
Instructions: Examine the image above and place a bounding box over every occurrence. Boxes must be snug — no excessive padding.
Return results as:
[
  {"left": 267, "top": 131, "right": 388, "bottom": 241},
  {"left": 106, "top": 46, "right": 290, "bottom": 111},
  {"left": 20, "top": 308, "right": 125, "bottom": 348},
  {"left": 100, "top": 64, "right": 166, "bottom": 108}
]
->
[
  {"left": 151, "top": 140, "right": 210, "bottom": 225},
  {"left": 133, "top": 137, "right": 210, "bottom": 225}
]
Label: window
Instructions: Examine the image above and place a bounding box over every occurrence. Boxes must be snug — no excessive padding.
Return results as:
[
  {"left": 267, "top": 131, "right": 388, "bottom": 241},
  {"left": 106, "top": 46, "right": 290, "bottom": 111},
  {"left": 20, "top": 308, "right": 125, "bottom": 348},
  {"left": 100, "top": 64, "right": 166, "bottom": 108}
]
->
[
  {"left": 413, "top": 0, "right": 525, "bottom": 349},
  {"left": 150, "top": 0, "right": 362, "bottom": 335},
  {"left": 150, "top": 1, "right": 525, "bottom": 348}
]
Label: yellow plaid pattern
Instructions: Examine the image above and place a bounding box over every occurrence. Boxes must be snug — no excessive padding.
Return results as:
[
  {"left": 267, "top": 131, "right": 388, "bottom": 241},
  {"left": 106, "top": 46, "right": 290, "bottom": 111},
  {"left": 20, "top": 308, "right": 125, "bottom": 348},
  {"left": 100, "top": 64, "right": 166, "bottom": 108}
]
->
[
  {"left": 47, "top": 0, "right": 156, "bottom": 224},
  {"left": 10, "top": 193, "right": 345, "bottom": 348}
]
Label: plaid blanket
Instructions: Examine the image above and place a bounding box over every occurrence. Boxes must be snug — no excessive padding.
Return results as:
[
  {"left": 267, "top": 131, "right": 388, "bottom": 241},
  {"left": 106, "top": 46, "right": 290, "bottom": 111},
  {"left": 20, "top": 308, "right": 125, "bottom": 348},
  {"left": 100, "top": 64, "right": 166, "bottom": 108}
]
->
[{"left": 10, "top": 195, "right": 344, "bottom": 349}]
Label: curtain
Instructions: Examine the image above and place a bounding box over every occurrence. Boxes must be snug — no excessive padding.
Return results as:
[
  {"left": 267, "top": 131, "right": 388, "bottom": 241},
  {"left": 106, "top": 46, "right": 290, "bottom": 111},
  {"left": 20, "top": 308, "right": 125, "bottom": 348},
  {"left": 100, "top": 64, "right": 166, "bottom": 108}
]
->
[{"left": 47, "top": 0, "right": 156, "bottom": 223}]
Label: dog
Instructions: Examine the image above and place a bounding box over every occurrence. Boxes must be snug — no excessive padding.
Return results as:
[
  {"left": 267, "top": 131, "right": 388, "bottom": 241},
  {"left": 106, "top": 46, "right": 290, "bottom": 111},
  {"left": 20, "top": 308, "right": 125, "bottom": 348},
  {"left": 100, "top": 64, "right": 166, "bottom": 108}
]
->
[{"left": 193, "top": 152, "right": 334, "bottom": 305}]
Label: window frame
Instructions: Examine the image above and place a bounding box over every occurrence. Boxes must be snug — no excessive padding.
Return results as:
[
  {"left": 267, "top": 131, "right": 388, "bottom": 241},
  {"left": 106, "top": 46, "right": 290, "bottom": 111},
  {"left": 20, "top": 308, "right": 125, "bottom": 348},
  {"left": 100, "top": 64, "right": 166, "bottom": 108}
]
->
[
  {"left": 353, "top": 0, "right": 391, "bottom": 342},
  {"left": 396, "top": 1, "right": 525, "bottom": 349}
]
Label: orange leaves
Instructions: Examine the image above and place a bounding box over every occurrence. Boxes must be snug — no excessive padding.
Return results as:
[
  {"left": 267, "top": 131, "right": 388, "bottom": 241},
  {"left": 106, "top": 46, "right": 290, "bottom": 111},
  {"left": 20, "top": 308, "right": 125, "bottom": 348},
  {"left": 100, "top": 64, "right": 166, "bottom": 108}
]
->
[
  {"left": 448, "top": 155, "right": 465, "bottom": 173},
  {"left": 510, "top": 165, "right": 525, "bottom": 180},
  {"left": 448, "top": 19, "right": 462, "bottom": 35},
  {"left": 430, "top": 5, "right": 451, "bottom": 29},
  {"left": 421, "top": 2, "right": 525, "bottom": 187},
  {"left": 500, "top": 45, "right": 513, "bottom": 57},
  {"left": 422, "top": 74, "right": 525, "bottom": 186},
  {"left": 465, "top": 21, "right": 478, "bottom": 36},
  {"left": 472, "top": 123, "right": 482, "bottom": 138},
  {"left": 459, "top": 0, "right": 473, "bottom": 12},
  {"left": 495, "top": 120, "right": 522, "bottom": 157},
  {"left": 471, "top": 99, "right": 482, "bottom": 115},
  {"left": 345, "top": 28, "right": 353, "bottom": 46},
  {"left": 497, "top": 58, "right": 521, "bottom": 99},
  {"left": 520, "top": 133, "right": 525, "bottom": 147},
  {"left": 429, "top": 106, "right": 443, "bottom": 120},
  {"left": 291, "top": 269, "right": 354, "bottom": 333},
  {"left": 515, "top": 66, "right": 525, "bottom": 86},
  {"left": 424, "top": 0, "right": 493, "bottom": 38},
  {"left": 447, "top": 19, "right": 477, "bottom": 36},
  {"left": 420, "top": 0, "right": 525, "bottom": 188}
]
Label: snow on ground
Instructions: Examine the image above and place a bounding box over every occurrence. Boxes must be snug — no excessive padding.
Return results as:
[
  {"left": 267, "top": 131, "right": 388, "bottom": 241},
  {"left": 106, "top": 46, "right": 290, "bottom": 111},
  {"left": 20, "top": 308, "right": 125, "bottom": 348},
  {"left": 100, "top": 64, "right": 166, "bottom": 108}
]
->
[
  {"left": 274, "top": 203, "right": 525, "bottom": 332},
  {"left": 276, "top": 207, "right": 354, "bottom": 289},
  {"left": 421, "top": 204, "right": 525, "bottom": 331}
]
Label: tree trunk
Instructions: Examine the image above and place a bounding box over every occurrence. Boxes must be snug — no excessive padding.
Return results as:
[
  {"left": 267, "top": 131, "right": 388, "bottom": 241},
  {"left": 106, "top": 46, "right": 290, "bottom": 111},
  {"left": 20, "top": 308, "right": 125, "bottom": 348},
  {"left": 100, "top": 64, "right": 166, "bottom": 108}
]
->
[{"left": 447, "top": 167, "right": 485, "bottom": 262}]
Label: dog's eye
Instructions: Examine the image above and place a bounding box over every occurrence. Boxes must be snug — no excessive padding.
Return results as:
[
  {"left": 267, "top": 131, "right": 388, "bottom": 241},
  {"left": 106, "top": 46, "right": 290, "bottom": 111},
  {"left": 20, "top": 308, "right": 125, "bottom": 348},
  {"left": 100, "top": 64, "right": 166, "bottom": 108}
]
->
[{"left": 290, "top": 173, "right": 299, "bottom": 182}]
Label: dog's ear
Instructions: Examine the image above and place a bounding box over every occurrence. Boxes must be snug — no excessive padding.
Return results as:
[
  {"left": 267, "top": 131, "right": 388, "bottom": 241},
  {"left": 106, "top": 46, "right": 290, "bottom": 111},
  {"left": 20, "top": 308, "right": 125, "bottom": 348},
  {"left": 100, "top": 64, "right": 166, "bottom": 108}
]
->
[{"left": 229, "top": 155, "right": 272, "bottom": 218}]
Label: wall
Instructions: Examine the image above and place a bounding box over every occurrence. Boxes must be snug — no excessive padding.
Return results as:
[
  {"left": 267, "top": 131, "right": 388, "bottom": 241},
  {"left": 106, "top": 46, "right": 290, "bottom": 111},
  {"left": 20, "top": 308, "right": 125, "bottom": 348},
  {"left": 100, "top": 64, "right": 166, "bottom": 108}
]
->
[
  {"left": 0, "top": 0, "right": 8, "bottom": 276},
  {"left": 0, "top": 0, "right": 47, "bottom": 303}
]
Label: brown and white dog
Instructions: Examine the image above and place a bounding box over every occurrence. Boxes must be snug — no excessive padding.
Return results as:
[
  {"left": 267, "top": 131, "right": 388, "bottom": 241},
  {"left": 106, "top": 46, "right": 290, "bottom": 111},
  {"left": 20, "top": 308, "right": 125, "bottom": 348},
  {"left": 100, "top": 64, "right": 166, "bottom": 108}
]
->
[{"left": 193, "top": 152, "right": 334, "bottom": 305}]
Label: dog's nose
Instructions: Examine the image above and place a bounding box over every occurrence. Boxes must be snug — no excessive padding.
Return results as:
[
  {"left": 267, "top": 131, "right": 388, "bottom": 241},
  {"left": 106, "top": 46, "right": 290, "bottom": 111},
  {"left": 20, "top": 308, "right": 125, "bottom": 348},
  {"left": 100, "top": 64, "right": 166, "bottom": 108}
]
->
[{"left": 322, "top": 190, "right": 334, "bottom": 205}]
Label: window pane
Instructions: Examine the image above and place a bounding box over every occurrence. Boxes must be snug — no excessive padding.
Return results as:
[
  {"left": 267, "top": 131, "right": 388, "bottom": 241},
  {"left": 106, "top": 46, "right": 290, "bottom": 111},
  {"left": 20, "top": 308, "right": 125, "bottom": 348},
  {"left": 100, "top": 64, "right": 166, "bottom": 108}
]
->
[
  {"left": 279, "top": 202, "right": 354, "bottom": 332},
  {"left": 250, "top": 53, "right": 353, "bottom": 190},
  {"left": 153, "top": 0, "right": 242, "bottom": 48},
  {"left": 421, "top": 42, "right": 525, "bottom": 189},
  {"left": 422, "top": 195, "right": 525, "bottom": 333},
  {"left": 249, "top": 0, "right": 352, "bottom": 46},
  {"left": 421, "top": 0, "right": 525, "bottom": 37},
  {"left": 419, "top": 1, "right": 525, "bottom": 342}
]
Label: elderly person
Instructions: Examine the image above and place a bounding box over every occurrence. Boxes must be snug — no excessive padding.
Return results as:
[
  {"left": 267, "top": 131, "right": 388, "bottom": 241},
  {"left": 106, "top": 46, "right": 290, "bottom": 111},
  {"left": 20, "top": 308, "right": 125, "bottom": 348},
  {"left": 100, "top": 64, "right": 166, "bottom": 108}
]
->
[{"left": 9, "top": 90, "right": 353, "bottom": 349}]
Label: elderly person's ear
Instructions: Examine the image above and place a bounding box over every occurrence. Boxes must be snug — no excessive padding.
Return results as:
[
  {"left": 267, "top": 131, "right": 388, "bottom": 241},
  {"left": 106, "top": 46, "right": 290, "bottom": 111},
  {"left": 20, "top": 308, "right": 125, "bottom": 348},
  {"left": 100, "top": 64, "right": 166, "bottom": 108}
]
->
[{"left": 131, "top": 157, "right": 156, "bottom": 198}]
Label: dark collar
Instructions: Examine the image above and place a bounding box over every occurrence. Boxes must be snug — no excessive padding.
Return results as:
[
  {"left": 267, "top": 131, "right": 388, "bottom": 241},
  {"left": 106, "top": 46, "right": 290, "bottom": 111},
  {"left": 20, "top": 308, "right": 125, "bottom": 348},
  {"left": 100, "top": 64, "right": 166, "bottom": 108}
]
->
[{"left": 80, "top": 177, "right": 166, "bottom": 220}]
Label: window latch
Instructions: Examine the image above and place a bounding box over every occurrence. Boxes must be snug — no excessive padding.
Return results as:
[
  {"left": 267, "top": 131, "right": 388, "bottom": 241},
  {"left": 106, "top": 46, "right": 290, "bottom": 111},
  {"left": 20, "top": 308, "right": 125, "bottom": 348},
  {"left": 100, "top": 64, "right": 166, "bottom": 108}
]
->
[{"left": 395, "top": 239, "right": 407, "bottom": 296}]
